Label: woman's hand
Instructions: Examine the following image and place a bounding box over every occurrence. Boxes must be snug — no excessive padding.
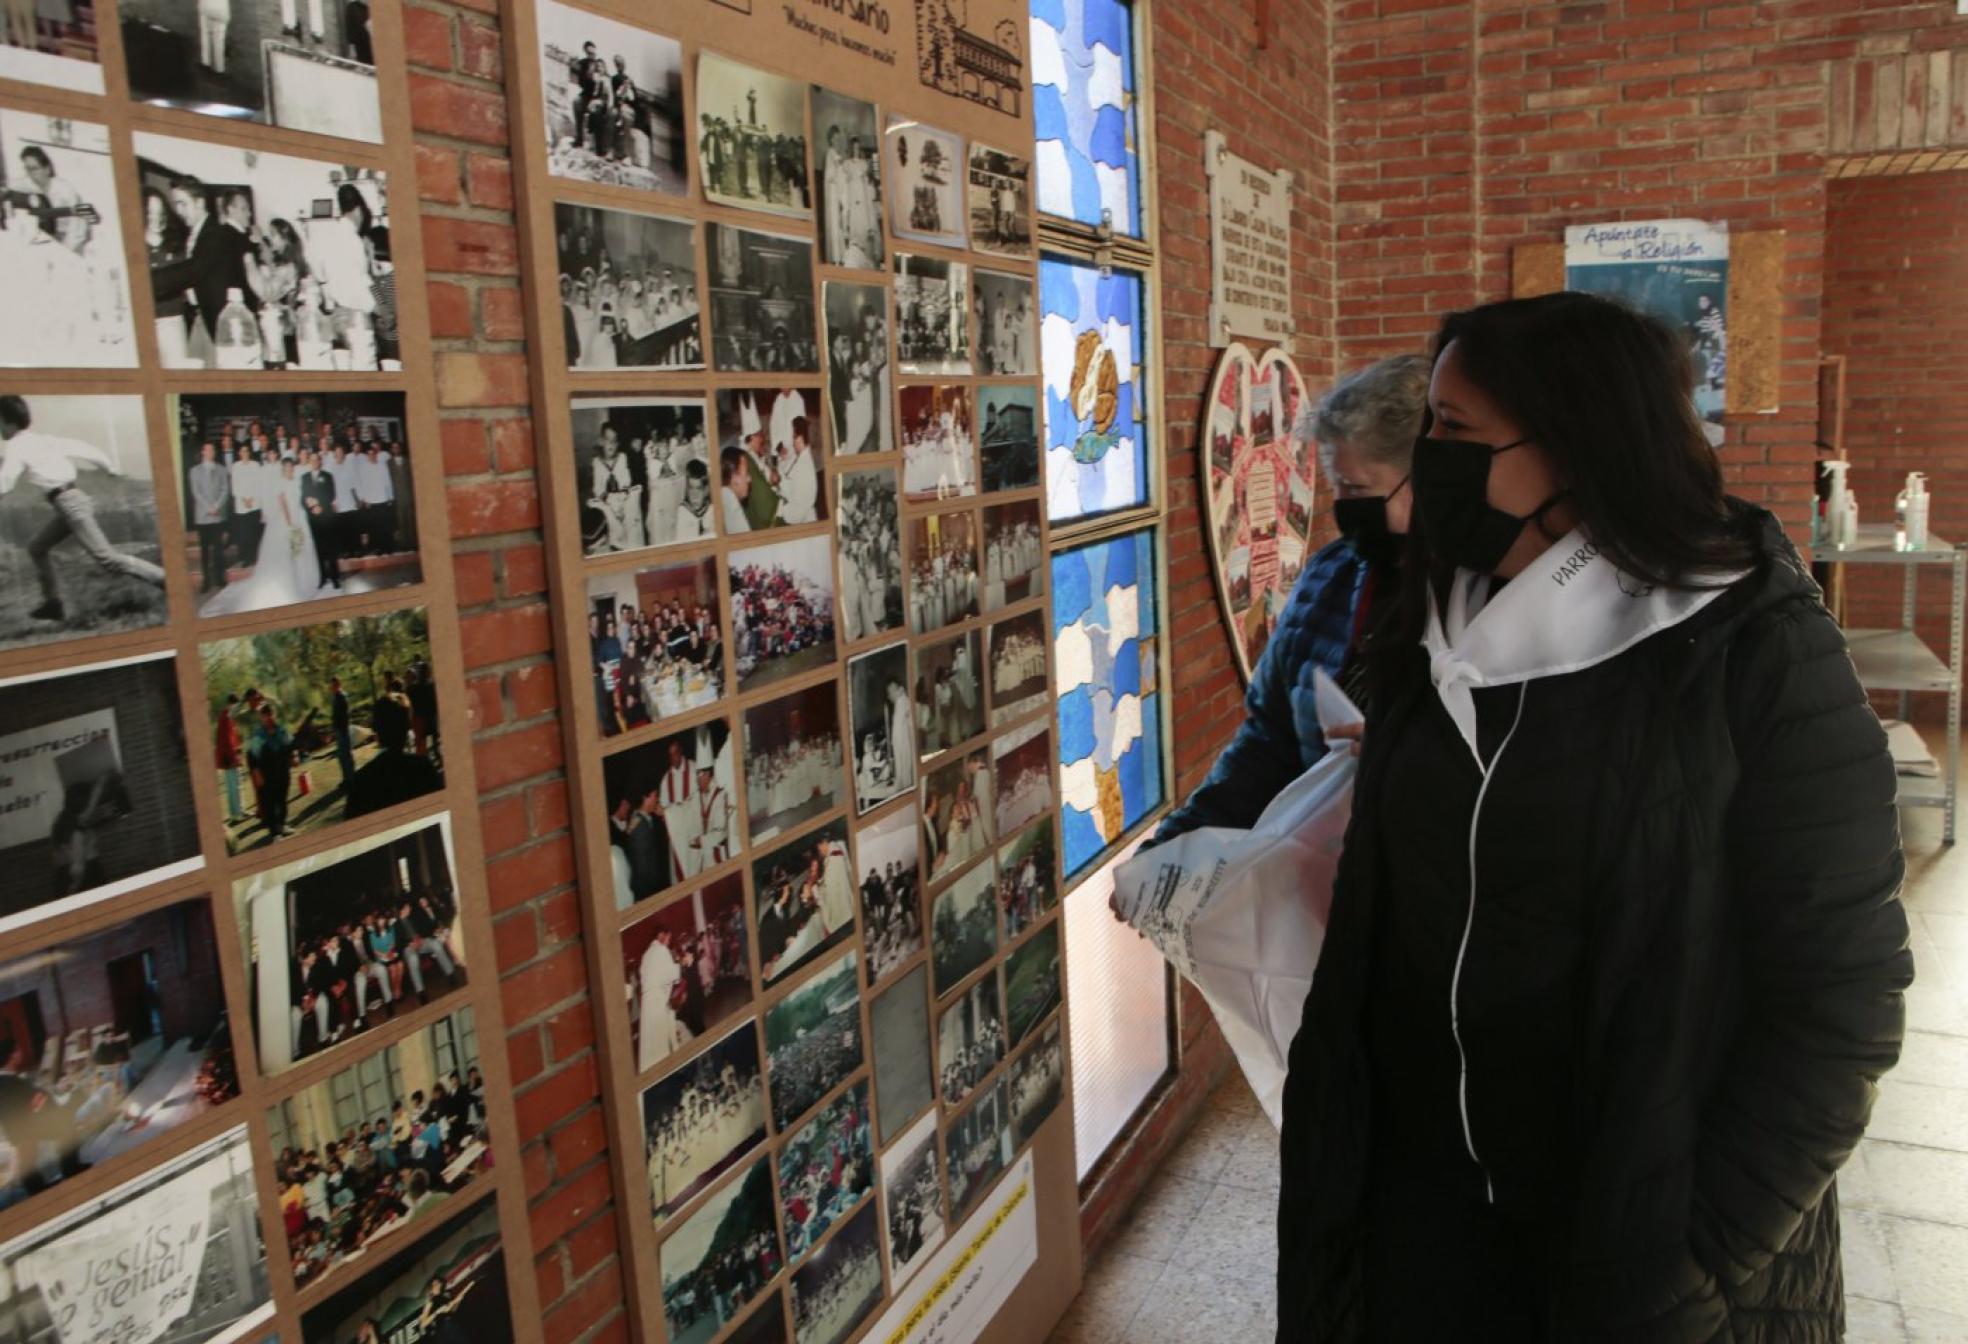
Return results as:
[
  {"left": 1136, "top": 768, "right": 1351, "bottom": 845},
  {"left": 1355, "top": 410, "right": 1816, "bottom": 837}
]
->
[{"left": 1326, "top": 721, "right": 1365, "bottom": 756}]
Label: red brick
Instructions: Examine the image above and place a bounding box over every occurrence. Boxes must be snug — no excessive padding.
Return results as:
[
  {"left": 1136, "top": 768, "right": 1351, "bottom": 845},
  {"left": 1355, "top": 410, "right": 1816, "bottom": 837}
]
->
[
  {"left": 414, "top": 142, "right": 461, "bottom": 206},
  {"left": 494, "top": 907, "right": 539, "bottom": 969},
  {"left": 422, "top": 216, "right": 518, "bottom": 277},
  {"left": 519, "top": 1066, "right": 602, "bottom": 1158},
  {"left": 447, "top": 477, "right": 541, "bottom": 538},
  {"left": 503, "top": 542, "right": 548, "bottom": 596},
  {"left": 428, "top": 279, "right": 472, "bottom": 338},
  {"left": 440, "top": 417, "right": 488, "bottom": 476},
  {"left": 461, "top": 603, "right": 552, "bottom": 671},
  {"left": 408, "top": 73, "right": 509, "bottom": 146},
  {"left": 540, "top": 886, "right": 584, "bottom": 947},
  {"left": 481, "top": 283, "right": 525, "bottom": 339},
  {"left": 401, "top": 6, "right": 452, "bottom": 71},
  {"left": 542, "top": 1255, "right": 623, "bottom": 1344},
  {"left": 507, "top": 1025, "right": 546, "bottom": 1089},
  {"left": 534, "top": 1244, "right": 566, "bottom": 1309},
  {"left": 464, "top": 670, "right": 503, "bottom": 733},
  {"left": 546, "top": 1001, "right": 597, "bottom": 1063},
  {"left": 452, "top": 547, "right": 495, "bottom": 606},
  {"left": 528, "top": 779, "right": 571, "bottom": 836},
  {"left": 437, "top": 352, "right": 530, "bottom": 407},
  {"left": 566, "top": 1212, "right": 618, "bottom": 1278},
  {"left": 508, "top": 658, "right": 557, "bottom": 718},
  {"left": 503, "top": 943, "right": 588, "bottom": 1026},
  {"left": 548, "top": 1108, "right": 609, "bottom": 1174},
  {"left": 490, "top": 416, "right": 537, "bottom": 473},
  {"left": 487, "top": 834, "right": 577, "bottom": 916},
  {"left": 479, "top": 790, "right": 528, "bottom": 853},
  {"left": 459, "top": 18, "right": 504, "bottom": 82},
  {"left": 474, "top": 721, "right": 563, "bottom": 792}
]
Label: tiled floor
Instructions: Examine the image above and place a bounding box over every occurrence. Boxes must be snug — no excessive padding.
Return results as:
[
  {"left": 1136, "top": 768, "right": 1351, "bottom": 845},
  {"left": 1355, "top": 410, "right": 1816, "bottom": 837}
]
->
[{"left": 1049, "top": 806, "right": 1968, "bottom": 1343}]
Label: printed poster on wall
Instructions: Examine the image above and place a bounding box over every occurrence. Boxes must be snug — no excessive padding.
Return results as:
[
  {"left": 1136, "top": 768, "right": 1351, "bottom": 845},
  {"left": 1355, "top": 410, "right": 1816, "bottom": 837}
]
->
[{"left": 1564, "top": 218, "right": 1729, "bottom": 423}]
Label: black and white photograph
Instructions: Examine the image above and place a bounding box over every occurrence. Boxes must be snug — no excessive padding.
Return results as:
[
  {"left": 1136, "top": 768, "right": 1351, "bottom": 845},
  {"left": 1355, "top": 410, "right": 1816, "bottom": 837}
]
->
[
  {"left": 137, "top": 134, "right": 393, "bottom": 371},
  {"left": 812, "top": 88, "right": 882, "bottom": 270},
  {"left": 202, "top": 605, "right": 444, "bottom": 854},
  {"left": 871, "top": 964, "right": 930, "bottom": 1146},
  {"left": 982, "top": 498, "right": 1045, "bottom": 611},
  {"left": 0, "top": 652, "right": 202, "bottom": 933},
  {"left": 880, "top": 1111, "right": 946, "bottom": 1290},
  {"left": 538, "top": 0, "right": 686, "bottom": 195},
  {"left": 574, "top": 395, "right": 714, "bottom": 555},
  {"left": 979, "top": 384, "right": 1039, "bottom": 494},
  {"left": 764, "top": 948, "right": 861, "bottom": 1130},
  {"left": 914, "top": 629, "right": 984, "bottom": 760},
  {"left": 743, "top": 681, "right": 844, "bottom": 844},
  {"left": 0, "top": 394, "right": 165, "bottom": 652},
  {"left": 708, "top": 222, "right": 817, "bottom": 373},
  {"left": 302, "top": 1195, "right": 512, "bottom": 1344},
  {"left": 730, "top": 533, "right": 837, "bottom": 693},
  {"left": 0, "top": 1126, "right": 272, "bottom": 1344},
  {"left": 790, "top": 1199, "right": 883, "bottom": 1344},
  {"left": 642, "top": 1018, "right": 767, "bottom": 1227},
  {"left": 271, "top": 1006, "right": 491, "bottom": 1288},
  {"left": 234, "top": 813, "right": 466, "bottom": 1075},
  {"left": 625, "top": 872, "right": 752, "bottom": 1072},
  {"left": 937, "top": 972, "right": 1004, "bottom": 1109},
  {"left": 922, "top": 746, "right": 993, "bottom": 881},
  {"left": 778, "top": 1078, "right": 872, "bottom": 1262},
  {"left": 993, "top": 720, "right": 1052, "bottom": 838},
  {"left": 588, "top": 558, "right": 724, "bottom": 736},
  {"left": 176, "top": 391, "right": 420, "bottom": 617},
  {"left": 0, "top": 0, "right": 99, "bottom": 93},
  {"left": 1009, "top": 1016, "right": 1063, "bottom": 1149},
  {"left": 753, "top": 818, "right": 857, "bottom": 987},
  {"left": 716, "top": 387, "right": 826, "bottom": 532},
  {"left": 900, "top": 383, "right": 976, "bottom": 504},
  {"left": 972, "top": 269, "right": 1035, "bottom": 377},
  {"left": 697, "top": 50, "right": 809, "bottom": 219},
  {"left": 1, "top": 110, "right": 136, "bottom": 368},
  {"left": 946, "top": 1077, "right": 1010, "bottom": 1222},
  {"left": 907, "top": 508, "right": 980, "bottom": 636},
  {"left": 989, "top": 608, "right": 1048, "bottom": 727},
  {"left": 0, "top": 900, "right": 236, "bottom": 1218},
  {"left": 604, "top": 718, "right": 737, "bottom": 910},
  {"left": 822, "top": 281, "right": 892, "bottom": 456},
  {"left": 1004, "top": 919, "right": 1061, "bottom": 1048},
  {"left": 997, "top": 819, "right": 1057, "bottom": 941},
  {"left": 556, "top": 203, "right": 702, "bottom": 370},
  {"left": 930, "top": 856, "right": 997, "bottom": 998},
  {"left": 885, "top": 117, "right": 963, "bottom": 250},
  {"left": 856, "top": 803, "right": 922, "bottom": 982},
  {"left": 966, "top": 144, "right": 1031, "bottom": 260},
  {"left": 893, "top": 253, "right": 970, "bottom": 375},
  {"left": 838, "top": 468, "right": 903, "bottom": 645},
  {"left": 848, "top": 641, "right": 913, "bottom": 815}
]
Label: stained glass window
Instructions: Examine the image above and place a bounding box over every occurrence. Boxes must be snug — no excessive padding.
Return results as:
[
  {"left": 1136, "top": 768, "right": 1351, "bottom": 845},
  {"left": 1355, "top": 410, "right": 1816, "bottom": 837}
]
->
[
  {"left": 1052, "top": 527, "right": 1162, "bottom": 879},
  {"left": 1039, "top": 256, "right": 1148, "bottom": 523},
  {"left": 1030, "top": 0, "right": 1141, "bottom": 236}
]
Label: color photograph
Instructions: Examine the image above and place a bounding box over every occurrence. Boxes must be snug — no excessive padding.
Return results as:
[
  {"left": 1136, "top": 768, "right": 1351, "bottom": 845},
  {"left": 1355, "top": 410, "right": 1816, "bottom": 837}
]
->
[
  {"left": 603, "top": 718, "right": 736, "bottom": 910},
  {"left": 1004, "top": 920, "right": 1061, "bottom": 1048},
  {"left": 893, "top": 253, "right": 970, "bottom": 376},
  {"left": 730, "top": 534, "right": 837, "bottom": 692},
  {"left": 914, "top": 629, "right": 984, "bottom": 760},
  {"left": 778, "top": 1078, "right": 872, "bottom": 1263},
  {"left": 856, "top": 803, "right": 923, "bottom": 982},
  {"left": 837, "top": 467, "right": 903, "bottom": 645},
  {"left": 979, "top": 384, "right": 1040, "bottom": 493},
  {"left": 555, "top": 203, "right": 701, "bottom": 370},
  {"left": 743, "top": 680, "right": 844, "bottom": 844},
  {"left": 822, "top": 280, "right": 892, "bottom": 455},
  {"left": 885, "top": 117, "right": 963, "bottom": 250},
  {"left": 937, "top": 972, "right": 1003, "bottom": 1108},
  {"left": 946, "top": 1077, "right": 1010, "bottom": 1222},
  {"left": 573, "top": 394, "right": 715, "bottom": 555},
  {"left": 982, "top": 498, "right": 1044, "bottom": 611},
  {"left": 642, "top": 1018, "right": 767, "bottom": 1227},
  {"left": 922, "top": 746, "right": 993, "bottom": 881},
  {"left": 967, "top": 144, "right": 1031, "bottom": 259},
  {"left": 1010, "top": 1016, "right": 1064, "bottom": 1148},
  {"left": 900, "top": 383, "right": 975, "bottom": 505},
  {"left": 660, "top": 1156, "right": 781, "bottom": 1344},
  {"left": 538, "top": 0, "right": 686, "bottom": 195},
  {"left": 707, "top": 223, "right": 817, "bottom": 373},
  {"left": 301, "top": 1195, "right": 512, "bottom": 1344},
  {"left": 997, "top": 819, "right": 1058, "bottom": 941},
  {"left": 870, "top": 964, "right": 931, "bottom": 1146},
  {"left": 988, "top": 608, "right": 1049, "bottom": 726},
  {"left": 790, "top": 1199, "right": 883, "bottom": 1344},
  {"left": 879, "top": 1110, "right": 946, "bottom": 1290},
  {"left": 973, "top": 269, "right": 1035, "bottom": 377},
  {"left": 587, "top": 557, "right": 724, "bottom": 736},
  {"left": 764, "top": 948, "right": 861, "bottom": 1132},
  {"left": 697, "top": 51, "right": 810, "bottom": 218},
  {"left": 625, "top": 873, "right": 753, "bottom": 1073},
  {"left": 812, "top": 88, "right": 883, "bottom": 269},
  {"left": 848, "top": 641, "right": 914, "bottom": 815},
  {"left": 1, "top": 109, "right": 135, "bottom": 368},
  {"left": 753, "top": 819, "right": 856, "bottom": 987},
  {"left": 993, "top": 720, "right": 1052, "bottom": 838},
  {"left": 907, "top": 508, "right": 981, "bottom": 637},
  {"left": 930, "top": 858, "right": 997, "bottom": 999},
  {"left": 715, "top": 387, "right": 826, "bottom": 532}
]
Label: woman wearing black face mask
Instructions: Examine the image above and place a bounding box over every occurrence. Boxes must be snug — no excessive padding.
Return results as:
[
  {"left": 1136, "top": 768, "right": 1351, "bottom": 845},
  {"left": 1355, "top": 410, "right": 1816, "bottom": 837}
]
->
[{"left": 1276, "top": 292, "right": 1911, "bottom": 1341}]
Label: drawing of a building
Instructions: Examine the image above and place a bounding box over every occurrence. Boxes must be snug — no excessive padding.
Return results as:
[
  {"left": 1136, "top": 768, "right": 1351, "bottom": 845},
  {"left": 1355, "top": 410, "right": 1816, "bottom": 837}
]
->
[{"left": 916, "top": 0, "right": 1022, "bottom": 117}]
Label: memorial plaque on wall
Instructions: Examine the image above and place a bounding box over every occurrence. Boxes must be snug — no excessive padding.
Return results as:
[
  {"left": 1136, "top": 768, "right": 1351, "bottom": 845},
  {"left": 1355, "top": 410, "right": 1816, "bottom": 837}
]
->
[{"left": 1205, "top": 130, "right": 1293, "bottom": 350}]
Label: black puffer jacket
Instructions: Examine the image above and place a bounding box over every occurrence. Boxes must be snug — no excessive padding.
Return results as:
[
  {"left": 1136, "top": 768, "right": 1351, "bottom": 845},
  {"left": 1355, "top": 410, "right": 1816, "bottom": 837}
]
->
[{"left": 1278, "top": 507, "right": 1913, "bottom": 1341}]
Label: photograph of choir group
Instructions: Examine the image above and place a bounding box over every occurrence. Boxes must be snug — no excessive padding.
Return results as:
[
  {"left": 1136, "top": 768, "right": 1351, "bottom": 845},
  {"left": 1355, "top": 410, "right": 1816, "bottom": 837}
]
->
[
  {"left": 994, "top": 721, "right": 1054, "bottom": 838},
  {"left": 576, "top": 396, "right": 716, "bottom": 556},
  {"left": 625, "top": 873, "right": 752, "bottom": 1072},
  {"left": 856, "top": 804, "right": 924, "bottom": 982},
  {"left": 848, "top": 642, "right": 914, "bottom": 815},
  {"left": 823, "top": 280, "right": 893, "bottom": 456},
  {"left": 537, "top": 0, "right": 687, "bottom": 195},
  {"left": 743, "top": 681, "right": 844, "bottom": 843},
  {"left": 753, "top": 820, "right": 857, "bottom": 986},
  {"left": 696, "top": 51, "right": 809, "bottom": 218},
  {"left": 812, "top": 88, "right": 883, "bottom": 270},
  {"left": 708, "top": 222, "right": 817, "bottom": 374},
  {"left": 642, "top": 1018, "right": 767, "bottom": 1226},
  {"left": 837, "top": 467, "right": 904, "bottom": 645},
  {"left": 908, "top": 509, "right": 981, "bottom": 636},
  {"left": 990, "top": 608, "right": 1050, "bottom": 726},
  {"left": 555, "top": 203, "right": 701, "bottom": 370},
  {"left": 0, "top": 110, "right": 137, "bottom": 368},
  {"left": 983, "top": 498, "right": 1046, "bottom": 610},
  {"left": 603, "top": 719, "right": 737, "bottom": 910},
  {"left": 587, "top": 558, "right": 724, "bottom": 737},
  {"left": 715, "top": 387, "right": 826, "bottom": 533}
]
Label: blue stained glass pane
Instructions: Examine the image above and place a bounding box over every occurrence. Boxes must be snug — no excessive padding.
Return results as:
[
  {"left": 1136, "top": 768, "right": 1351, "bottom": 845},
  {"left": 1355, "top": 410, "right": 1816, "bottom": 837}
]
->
[
  {"left": 1039, "top": 256, "right": 1149, "bottom": 524},
  {"left": 1030, "top": 0, "right": 1141, "bottom": 235}
]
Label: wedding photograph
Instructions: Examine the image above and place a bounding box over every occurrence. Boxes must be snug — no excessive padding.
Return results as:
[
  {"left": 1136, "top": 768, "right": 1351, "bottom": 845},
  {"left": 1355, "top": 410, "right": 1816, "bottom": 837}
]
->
[
  {"left": 871, "top": 964, "right": 930, "bottom": 1145},
  {"left": 0, "top": 110, "right": 136, "bottom": 368},
  {"left": 848, "top": 641, "right": 913, "bottom": 816},
  {"left": 993, "top": 720, "right": 1052, "bottom": 838},
  {"left": 0, "top": 394, "right": 165, "bottom": 653},
  {"left": 642, "top": 1017, "right": 767, "bottom": 1227},
  {"left": 0, "top": 0, "right": 99, "bottom": 93},
  {"left": 900, "top": 384, "right": 976, "bottom": 504},
  {"left": 790, "top": 1199, "right": 883, "bottom": 1344},
  {"left": 715, "top": 387, "right": 826, "bottom": 532},
  {"left": 730, "top": 533, "right": 837, "bottom": 692},
  {"left": 973, "top": 270, "right": 1035, "bottom": 377},
  {"left": 930, "top": 858, "right": 997, "bottom": 999},
  {"left": 856, "top": 803, "right": 922, "bottom": 982},
  {"left": 764, "top": 948, "right": 862, "bottom": 1131},
  {"left": 1004, "top": 920, "right": 1061, "bottom": 1048},
  {"left": 175, "top": 391, "right": 421, "bottom": 617},
  {"left": 982, "top": 499, "right": 1044, "bottom": 611},
  {"left": 893, "top": 254, "right": 970, "bottom": 375},
  {"left": 937, "top": 972, "right": 1004, "bottom": 1108},
  {"left": 575, "top": 395, "right": 715, "bottom": 555},
  {"left": 885, "top": 117, "right": 963, "bottom": 250},
  {"left": 778, "top": 1078, "right": 872, "bottom": 1263},
  {"left": 1010, "top": 1016, "right": 1063, "bottom": 1148},
  {"left": 743, "top": 681, "right": 844, "bottom": 844},
  {"left": 907, "top": 509, "right": 980, "bottom": 636},
  {"left": 0, "top": 899, "right": 236, "bottom": 1217},
  {"left": 966, "top": 144, "right": 1031, "bottom": 259},
  {"left": 997, "top": 819, "right": 1057, "bottom": 941},
  {"left": 0, "top": 652, "right": 202, "bottom": 933},
  {"left": 753, "top": 819, "right": 857, "bottom": 987},
  {"left": 880, "top": 1111, "right": 946, "bottom": 1290},
  {"left": 946, "top": 1077, "right": 1010, "bottom": 1222},
  {"left": 538, "top": 0, "right": 686, "bottom": 195},
  {"left": 697, "top": 51, "right": 809, "bottom": 219},
  {"left": 587, "top": 557, "right": 724, "bottom": 737},
  {"left": 201, "top": 605, "right": 444, "bottom": 854},
  {"left": 556, "top": 203, "right": 702, "bottom": 370},
  {"left": 812, "top": 88, "right": 883, "bottom": 269},
  {"left": 988, "top": 609, "right": 1048, "bottom": 727},
  {"left": 922, "top": 747, "right": 993, "bottom": 882},
  {"left": 302, "top": 1196, "right": 512, "bottom": 1344},
  {"left": 822, "top": 281, "right": 892, "bottom": 455},
  {"left": 136, "top": 134, "right": 393, "bottom": 370},
  {"left": 914, "top": 630, "right": 985, "bottom": 761},
  {"left": 603, "top": 718, "right": 736, "bottom": 910},
  {"left": 837, "top": 469, "right": 902, "bottom": 648},
  {"left": 979, "top": 384, "right": 1040, "bottom": 494},
  {"left": 624, "top": 872, "right": 752, "bottom": 1073},
  {"left": 708, "top": 222, "right": 817, "bottom": 373}
]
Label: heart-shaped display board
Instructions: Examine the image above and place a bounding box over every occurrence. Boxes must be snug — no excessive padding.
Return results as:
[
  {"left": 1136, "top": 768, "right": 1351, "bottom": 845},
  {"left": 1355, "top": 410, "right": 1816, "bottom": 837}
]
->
[{"left": 1204, "top": 343, "right": 1317, "bottom": 681}]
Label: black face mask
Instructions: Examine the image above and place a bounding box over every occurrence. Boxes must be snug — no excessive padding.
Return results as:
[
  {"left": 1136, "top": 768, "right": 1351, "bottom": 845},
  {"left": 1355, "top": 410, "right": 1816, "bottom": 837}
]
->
[
  {"left": 1333, "top": 479, "right": 1406, "bottom": 571},
  {"left": 1411, "top": 435, "right": 1565, "bottom": 574}
]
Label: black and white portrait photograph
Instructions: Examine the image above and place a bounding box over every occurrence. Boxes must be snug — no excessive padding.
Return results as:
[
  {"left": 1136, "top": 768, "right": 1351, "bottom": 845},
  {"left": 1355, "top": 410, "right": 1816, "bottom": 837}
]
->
[
  {"left": 900, "top": 383, "right": 975, "bottom": 504},
  {"left": 880, "top": 1111, "right": 946, "bottom": 1290},
  {"left": 914, "top": 629, "right": 984, "bottom": 760},
  {"left": 303, "top": 1191, "right": 512, "bottom": 1344},
  {"left": 979, "top": 384, "right": 1039, "bottom": 494},
  {"left": 937, "top": 972, "right": 1003, "bottom": 1108},
  {"left": 661, "top": 1156, "right": 779, "bottom": 1344},
  {"left": 1004, "top": 919, "right": 1061, "bottom": 1049},
  {"left": 993, "top": 720, "right": 1052, "bottom": 838},
  {"left": 894, "top": 253, "right": 970, "bottom": 376},
  {"left": 176, "top": 391, "right": 420, "bottom": 617},
  {"left": 823, "top": 281, "right": 892, "bottom": 456},
  {"left": 871, "top": 963, "right": 930, "bottom": 1146},
  {"left": 587, "top": 558, "right": 724, "bottom": 737},
  {"left": 0, "top": 0, "right": 100, "bottom": 93},
  {"left": 907, "top": 508, "right": 980, "bottom": 636},
  {"left": 848, "top": 641, "right": 913, "bottom": 815},
  {"left": 0, "top": 394, "right": 165, "bottom": 652},
  {"left": 946, "top": 1077, "right": 1010, "bottom": 1222},
  {"left": 556, "top": 203, "right": 701, "bottom": 370},
  {"left": 697, "top": 50, "right": 809, "bottom": 219},
  {"left": 930, "top": 856, "right": 997, "bottom": 998},
  {"left": 708, "top": 222, "right": 817, "bottom": 373},
  {"left": 538, "top": 0, "right": 685, "bottom": 195},
  {"left": 997, "top": 818, "right": 1057, "bottom": 941},
  {"left": 753, "top": 819, "right": 857, "bottom": 987},
  {"left": 856, "top": 803, "right": 922, "bottom": 981},
  {"left": 233, "top": 813, "right": 466, "bottom": 1075},
  {"left": 838, "top": 469, "right": 903, "bottom": 650},
  {"left": 0, "top": 652, "right": 201, "bottom": 934},
  {"left": 764, "top": 947, "right": 861, "bottom": 1130},
  {"left": 967, "top": 144, "right": 1031, "bottom": 260},
  {"left": 744, "top": 681, "right": 844, "bottom": 844},
  {"left": 922, "top": 746, "right": 993, "bottom": 882},
  {"left": 812, "top": 87, "right": 882, "bottom": 270},
  {"left": 730, "top": 533, "right": 837, "bottom": 692},
  {"left": 121, "top": 0, "right": 381, "bottom": 140},
  {"left": 885, "top": 117, "right": 963, "bottom": 251},
  {"left": 603, "top": 718, "right": 737, "bottom": 911},
  {"left": 1010, "top": 1016, "right": 1063, "bottom": 1148},
  {"left": 973, "top": 269, "right": 1035, "bottom": 377},
  {"left": 0, "top": 111, "right": 136, "bottom": 368},
  {"left": 982, "top": 498, "right": 1044, "bottom": 611},
  {"left": 790, "top": 1199, "right": 883, "bottom": 1344},
  {"left": 643, "top": 1017, "right": 767, "bottom": 1227},
  {"left": 778, "top": 1078, "right": 872, "bottom": 1263},
  {"left": 716, "top": 387, "right": 826, "bottom": 532},
  {"left": 989, "top": 608, "right": 1048, "bottom": 727},
  {"left": 574, "top": 394, "right": 714, "bottom": 555},
  {"left": 624, "top": 872, "right": 752, "bottom": 1073}
]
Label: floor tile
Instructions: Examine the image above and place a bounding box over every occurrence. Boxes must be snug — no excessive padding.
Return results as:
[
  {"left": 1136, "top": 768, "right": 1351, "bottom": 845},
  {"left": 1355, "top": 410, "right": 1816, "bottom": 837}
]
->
[
  {"left": 1157, "top": 1103, "right": 1245, "bottom": 1186},
  {"left": 1102, "top": 1172, "right": 1213, "bottom": 1265},
  {"left": 1848, "top": 1295, "right": 1909, "bottom": 1344},
  {"left": 1166, "top": 1183, "right": 1279, "bottom": 1286},
  {"left": 1217, "top": 1114, "right": 1282, "bottom": 1194},
  {"left": 1902, "top": 984, "right": 1968, "bottom": 1038},
  {"left": 1882, "top": 1217, "right": 1968, "bottom": 1316},
  {"left": 1866, "top": 1077, "right": 1968, "bottom": 1153},
  {"left": 1904, "top": 1305, "right": 1968, "bottom": 1344},
  {"left": 1121, "top": 1261, "right": 1276, "bottom": 1344},
  {"left": 1843, "top": 1209, "right": 1900, "bottom": 1304},
  {"left": 1046, "top": 1250, "right": 1166, "bottom": 1344},
  {"left": 1892, "top": 1032, "right": 1968, "bottom": 1090},
  {"left": 1848, "top": 1142, "right": 1968, "bottom": 1224}
]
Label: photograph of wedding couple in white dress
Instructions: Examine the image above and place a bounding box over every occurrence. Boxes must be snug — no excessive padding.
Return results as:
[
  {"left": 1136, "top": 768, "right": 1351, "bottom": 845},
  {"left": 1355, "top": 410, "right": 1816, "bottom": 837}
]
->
[
  {"left": 822, "top": 281, "right": 892, "bottom": 456},
  {"left": 0, "top": 110, "right": 136, "bottom": 368},
  {"left": 175, "top": 391, "right": 420, "bottom": 618},
  {"left": 922, "top": 746, "right": 992, "bottom": 883},
  {"left": 201, "top": 605, "right": 444, "bottom": 854},
  {"left": 811, "top": 88, "right": 882, "bottom": 270},
  {"left": 624, "top": 873, "right": 752, "bottom": 1075},
  {"left": 573, "top": 394, "right": 714, "bottom": 556},
  {"left": 847, "top": 641, "right": 913, "bottom": 816},
  {"left": 753, "top": 820, "right": 858, "bottom": 988},
  {"left": 641, "top": 1017, "right": 766, "bottom": 1228},
  {"left": 913, "top": 630, "right": 984, "bottom": 760}
]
